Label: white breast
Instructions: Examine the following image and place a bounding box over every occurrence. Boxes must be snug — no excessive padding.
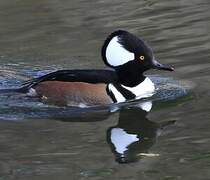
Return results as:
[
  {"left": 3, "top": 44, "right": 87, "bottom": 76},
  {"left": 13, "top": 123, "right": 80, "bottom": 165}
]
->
[
  {"left": 108, "top": 84, "right": 126, "bottom": 103},
  {"left": 122, "top": 77, "right": 155, "bottom": 99},
  {"left": 108, "top": 77, "right": 155, "bottom": 103}
]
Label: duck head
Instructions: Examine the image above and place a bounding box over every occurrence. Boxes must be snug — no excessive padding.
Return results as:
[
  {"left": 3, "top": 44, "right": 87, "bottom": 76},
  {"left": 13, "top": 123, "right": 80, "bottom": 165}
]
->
[{"left": 101, "top": 30, "right": 174, "bottom": 86}]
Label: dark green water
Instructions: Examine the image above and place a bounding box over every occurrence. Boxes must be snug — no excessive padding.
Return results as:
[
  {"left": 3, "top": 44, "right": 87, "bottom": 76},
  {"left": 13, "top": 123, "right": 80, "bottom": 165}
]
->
[{"left": 0, "top": 0, "right": 210, "bottom": 179}]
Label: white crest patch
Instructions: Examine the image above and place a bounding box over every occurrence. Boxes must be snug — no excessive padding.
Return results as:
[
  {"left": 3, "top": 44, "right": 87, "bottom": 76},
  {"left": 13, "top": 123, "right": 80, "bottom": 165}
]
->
[
  {"left": 106, "top": 36, "right": 135, "bottom": 66},
  {"left": 122, "top": 77, "right": 155, "bottom": 99}
]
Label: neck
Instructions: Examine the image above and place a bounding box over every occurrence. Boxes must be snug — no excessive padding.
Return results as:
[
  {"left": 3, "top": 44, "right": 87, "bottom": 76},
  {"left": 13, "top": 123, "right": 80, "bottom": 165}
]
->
[{"left": 115, "top": 65, "right": 146, "bottom": 87}]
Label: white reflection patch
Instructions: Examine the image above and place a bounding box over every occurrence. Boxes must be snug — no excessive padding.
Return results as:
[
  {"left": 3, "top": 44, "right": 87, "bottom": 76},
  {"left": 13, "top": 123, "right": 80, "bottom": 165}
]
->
[{"left": 111, "top": 128, "right": 139, "bottom": 154}]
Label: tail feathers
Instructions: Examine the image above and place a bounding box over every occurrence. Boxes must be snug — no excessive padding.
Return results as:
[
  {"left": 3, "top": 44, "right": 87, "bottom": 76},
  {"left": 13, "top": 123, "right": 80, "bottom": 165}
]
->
[{"left": 0, "top": 86, "right": 29, "bottom": 94}]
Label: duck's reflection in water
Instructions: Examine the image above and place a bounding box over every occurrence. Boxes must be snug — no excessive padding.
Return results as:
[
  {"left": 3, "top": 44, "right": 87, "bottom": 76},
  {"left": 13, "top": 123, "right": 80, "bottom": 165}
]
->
[
  {"left": 107, "top": 101, "right": 175, "bottom": 163},
  {"left": 54, "top": 100, "right": 175, "bottom": 164}
]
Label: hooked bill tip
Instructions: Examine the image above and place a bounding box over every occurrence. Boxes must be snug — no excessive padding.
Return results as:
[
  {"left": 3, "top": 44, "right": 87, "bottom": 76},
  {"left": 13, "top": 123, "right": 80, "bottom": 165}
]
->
[{"left": 152, "top": 59, "right": 174, "bottom": 72}]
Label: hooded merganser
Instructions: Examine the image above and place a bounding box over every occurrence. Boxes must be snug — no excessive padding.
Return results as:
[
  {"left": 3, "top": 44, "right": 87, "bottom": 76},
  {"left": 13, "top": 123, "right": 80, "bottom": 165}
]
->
[{"left": 1, "top": 30, "right": 174, "bottom": 106}]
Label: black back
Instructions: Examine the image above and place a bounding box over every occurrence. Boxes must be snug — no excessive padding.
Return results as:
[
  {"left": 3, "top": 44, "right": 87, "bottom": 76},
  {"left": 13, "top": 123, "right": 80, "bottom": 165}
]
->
[{"left": 22, "top": 69, "right": 118, "bottom": 89}]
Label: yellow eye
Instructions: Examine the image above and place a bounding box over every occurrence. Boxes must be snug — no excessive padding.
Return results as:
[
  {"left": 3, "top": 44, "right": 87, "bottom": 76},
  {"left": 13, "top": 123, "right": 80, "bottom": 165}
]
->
[{"left": 139, "top": 55, "right": 145, "bottom": 61}]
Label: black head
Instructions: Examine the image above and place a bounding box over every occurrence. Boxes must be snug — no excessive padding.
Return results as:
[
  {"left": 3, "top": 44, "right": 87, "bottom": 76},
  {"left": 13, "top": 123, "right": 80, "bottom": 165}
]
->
[{"left": 101, "top": 30, "right": 174, "bottom": 73}]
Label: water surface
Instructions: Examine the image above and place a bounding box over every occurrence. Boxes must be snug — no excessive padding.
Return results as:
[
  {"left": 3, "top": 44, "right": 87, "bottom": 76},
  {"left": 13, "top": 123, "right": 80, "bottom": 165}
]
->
[{"left": 0, "top": 0, "right": 210, "bottom": 179}]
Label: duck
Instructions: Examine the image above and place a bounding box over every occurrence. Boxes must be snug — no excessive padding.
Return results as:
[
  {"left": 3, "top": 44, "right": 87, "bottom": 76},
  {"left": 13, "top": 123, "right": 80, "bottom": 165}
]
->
[{"left": 0, "top": 30, "right": 174, "bottom": 106}]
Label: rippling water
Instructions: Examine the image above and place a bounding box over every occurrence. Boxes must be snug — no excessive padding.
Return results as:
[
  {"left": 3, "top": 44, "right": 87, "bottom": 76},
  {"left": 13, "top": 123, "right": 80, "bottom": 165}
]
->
[{"left": 0, "top": 0, "right": 210, "bottom": 179}]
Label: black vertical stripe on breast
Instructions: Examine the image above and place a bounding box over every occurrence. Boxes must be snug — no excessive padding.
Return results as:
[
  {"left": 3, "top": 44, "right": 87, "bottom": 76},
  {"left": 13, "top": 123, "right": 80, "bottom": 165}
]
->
[
  {"left": 106, "top": 85, "right": 117, "bottom": 103},
  {"left": 113, "top": 83, "right": 136, "bottom": 100},
  {"left": 106, "top": 83, "right": 136, "bottom": 103}
]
